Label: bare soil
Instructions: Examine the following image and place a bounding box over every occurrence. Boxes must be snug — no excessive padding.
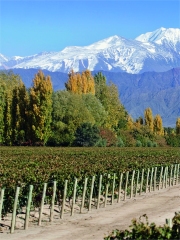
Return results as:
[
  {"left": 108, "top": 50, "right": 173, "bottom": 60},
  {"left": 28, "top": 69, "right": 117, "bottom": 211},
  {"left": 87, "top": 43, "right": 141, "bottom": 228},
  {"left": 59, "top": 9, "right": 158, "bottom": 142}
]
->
[{"left": 2, "top": 185, "right": 180, "bottom": 240}]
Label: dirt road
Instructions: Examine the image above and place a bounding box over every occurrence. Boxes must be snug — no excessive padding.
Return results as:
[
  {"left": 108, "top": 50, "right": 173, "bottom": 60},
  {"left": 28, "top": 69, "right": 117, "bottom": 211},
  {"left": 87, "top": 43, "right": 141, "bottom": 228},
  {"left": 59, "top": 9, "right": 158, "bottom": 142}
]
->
[{"left": 2, "top": 185, "right": 180, "bottom": 240}]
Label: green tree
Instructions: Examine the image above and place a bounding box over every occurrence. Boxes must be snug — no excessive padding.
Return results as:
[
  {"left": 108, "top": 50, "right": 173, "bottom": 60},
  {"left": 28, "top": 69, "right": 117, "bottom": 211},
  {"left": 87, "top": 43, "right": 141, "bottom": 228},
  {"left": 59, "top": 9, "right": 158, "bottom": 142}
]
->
[
  {"left": 12, "top": 81, "right": 29, "bottom": 144},
  {"left": 0, "top": 74, "right": 7, "bottom": 144},
  {"left": 50, "top": 91, "right": 95, "bottom": 146},
  {"left": 1, "top": 71, "right": 22, "bottom": 145},
  {"left": 94, "top": 72, "right": 127, "bottom": 130},
  {"left": 82, "top": 93, "right": 107, "bottom": 126},
  {"left": 94, "top": 72, "right": 108, "bottom": 105},
  {"left": 29, "top": 70, "right": 53, "bottom": 144}
]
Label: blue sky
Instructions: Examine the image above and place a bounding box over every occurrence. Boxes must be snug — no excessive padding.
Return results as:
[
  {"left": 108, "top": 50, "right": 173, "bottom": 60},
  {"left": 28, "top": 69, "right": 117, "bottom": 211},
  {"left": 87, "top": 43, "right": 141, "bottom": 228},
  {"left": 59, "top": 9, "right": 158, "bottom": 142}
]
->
[{"left": 0, "top": 0, "right": 179, "bottom": 57}]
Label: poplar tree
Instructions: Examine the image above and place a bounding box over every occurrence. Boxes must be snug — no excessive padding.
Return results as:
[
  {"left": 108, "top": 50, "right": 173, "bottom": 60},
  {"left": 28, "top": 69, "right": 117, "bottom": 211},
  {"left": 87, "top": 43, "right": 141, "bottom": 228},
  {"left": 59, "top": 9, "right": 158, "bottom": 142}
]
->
[
  {"left": 176, "top": 118, "right": 180, "bottom": 135},
  {"left": 2, "top": 71, "right": 21, "bottom": 145},
  {"left": 94, "top": 72, "right": 127, "bottom": 130},
  {"left": 127, "top": 115, "right": 134, "bottom": 130},
  {"left": 153, "top": 114, "right": 163, "bottom": 135},
  {"left": 0, "top": 75, "right": 6, "bottom": 144},
  {"left": 94, "top": 72, "right": 108, "bottom": 106},
  {"left": 29, "top": 70, "right": 53, "bottom": 144},
  {"left": 12, "top": 81, "right": 29, "bottom": 144},
  {"left": 104, "top": 83, "right": 125, "bottom": 129},
  {"left": 65, "top": 69, "right": 95, "bottom": 94},
  {"left": 144, "top": 107, "right": 153, "bottom": 131}
]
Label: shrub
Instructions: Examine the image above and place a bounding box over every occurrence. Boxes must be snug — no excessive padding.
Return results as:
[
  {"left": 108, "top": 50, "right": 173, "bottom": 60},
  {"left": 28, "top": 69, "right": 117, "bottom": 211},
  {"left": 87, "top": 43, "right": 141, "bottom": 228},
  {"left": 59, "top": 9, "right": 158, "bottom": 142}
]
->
[
  {"left": 152, "top": 142, "right": 158, "bottom": 147},
  {"left": 116, "top": 137, "right": 124, "bottom": 147},
  {"left": 136, "top": 140, "right": 142, "bottom": 147},
  {"left": 147, "top": 140, "right": 153, "bottom": 147},
  {"left": 95, "top": 138, "right": 107, "bottom": 147},
  {"left": 166, "top": 135, "right": 180, "bottom": 147},
  {"left": 99, "top": 128, "right": 117, "bottom": 147},
  {"left": 104, "top": 213, "right": 180, "bottom": 240}
]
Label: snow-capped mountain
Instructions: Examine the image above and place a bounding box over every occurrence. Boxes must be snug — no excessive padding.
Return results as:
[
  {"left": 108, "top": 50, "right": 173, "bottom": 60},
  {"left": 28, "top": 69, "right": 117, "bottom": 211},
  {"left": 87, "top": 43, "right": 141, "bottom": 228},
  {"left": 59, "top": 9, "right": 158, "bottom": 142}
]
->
[
  {"left": 135, "top": 27, "right": 180, "bottom": 46},
  {"left": 0, "top": 27, "right": 180, "bottom": 74}
]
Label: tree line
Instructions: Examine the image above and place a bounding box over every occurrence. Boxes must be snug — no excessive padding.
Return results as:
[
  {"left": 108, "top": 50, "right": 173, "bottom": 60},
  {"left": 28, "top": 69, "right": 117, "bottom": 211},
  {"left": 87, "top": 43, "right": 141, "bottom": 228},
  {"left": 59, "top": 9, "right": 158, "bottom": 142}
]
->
[{"left": 0, "top": 69, "right": 180, "bottom": 147}]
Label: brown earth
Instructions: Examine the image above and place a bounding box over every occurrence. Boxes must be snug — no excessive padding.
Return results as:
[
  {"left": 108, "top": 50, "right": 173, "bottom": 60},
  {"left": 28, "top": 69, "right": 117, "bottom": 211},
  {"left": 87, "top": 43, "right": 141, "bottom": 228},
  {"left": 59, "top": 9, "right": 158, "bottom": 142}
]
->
[{"left": 2, "top": 185, "right": 180, "bottom": 240}]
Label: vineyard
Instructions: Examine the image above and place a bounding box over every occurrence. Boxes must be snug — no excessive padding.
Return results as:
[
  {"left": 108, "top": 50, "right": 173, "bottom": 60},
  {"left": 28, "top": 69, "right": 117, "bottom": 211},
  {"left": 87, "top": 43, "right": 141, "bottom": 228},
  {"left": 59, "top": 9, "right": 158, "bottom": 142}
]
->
[{"left": 0, "top": 146, "right": 180, "bottom": 234}]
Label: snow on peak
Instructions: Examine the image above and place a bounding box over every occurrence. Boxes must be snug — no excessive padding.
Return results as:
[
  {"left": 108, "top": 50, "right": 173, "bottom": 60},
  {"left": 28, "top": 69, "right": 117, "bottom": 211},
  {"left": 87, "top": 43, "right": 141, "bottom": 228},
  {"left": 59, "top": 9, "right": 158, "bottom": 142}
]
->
[
  {"left": 1, "top": 27, "right": 180, "bottom": 74},
  {"left": 60, "top": 35, "right": 125, "bottom": 55},
  {"left": 11, "top": 56, "right": 24, "bottom": 60},
  {"left": 85, "top": 35, "right": 125, "bottom": 50},
  {"left": 0, "top": 53, "right": 8, "bottom": 62},
  {"left": 135, "top": 27, "right": 180, "bottom": 45}
]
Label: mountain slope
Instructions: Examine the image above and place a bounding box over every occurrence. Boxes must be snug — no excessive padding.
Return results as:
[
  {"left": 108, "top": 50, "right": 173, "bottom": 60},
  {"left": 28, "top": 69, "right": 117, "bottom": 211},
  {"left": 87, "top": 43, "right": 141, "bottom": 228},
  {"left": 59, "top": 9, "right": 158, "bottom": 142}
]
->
[
  {"left": 0, "top": 27, "right": 180, "bottom": 74},
  {"left": 101, "top": 68, "right": 180, "bottom": 127}
]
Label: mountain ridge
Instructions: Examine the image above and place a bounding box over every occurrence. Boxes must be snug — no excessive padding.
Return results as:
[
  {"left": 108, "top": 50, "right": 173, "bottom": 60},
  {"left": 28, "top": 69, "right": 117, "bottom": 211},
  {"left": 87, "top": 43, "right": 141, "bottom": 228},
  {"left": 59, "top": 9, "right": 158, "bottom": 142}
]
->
[{"left": 0, "top": 27, "right": 180, "bottom": 74}]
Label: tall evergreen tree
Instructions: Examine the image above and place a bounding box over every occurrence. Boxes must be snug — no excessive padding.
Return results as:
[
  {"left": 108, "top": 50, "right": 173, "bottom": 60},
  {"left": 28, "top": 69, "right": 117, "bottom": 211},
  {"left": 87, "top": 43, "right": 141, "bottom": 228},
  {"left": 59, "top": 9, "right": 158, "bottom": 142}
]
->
[{"left": 29, "top": 70, "right": 53, "bottom": 144}]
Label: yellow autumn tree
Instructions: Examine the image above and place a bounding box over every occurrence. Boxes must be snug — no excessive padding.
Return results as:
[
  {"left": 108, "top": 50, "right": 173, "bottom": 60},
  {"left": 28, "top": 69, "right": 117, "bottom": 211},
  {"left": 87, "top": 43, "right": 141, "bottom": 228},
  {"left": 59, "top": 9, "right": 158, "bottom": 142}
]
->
[
  {"left": 153, "top": 114, "right": 164, "bottom": 135},
  {"left": 144, "top": 107, "right": 153, "bottom": 131},
  {"left": 29, "top": 70, "right": 53, "bottom": 144},
  {"left": 65, "top": 69, "right": 95, "bottom": 95},
  {"left": 176, "top": 117, "right": 180, "bottom": 135},
  {"left": 134, "top": 117, "right": 144, "bottom": 129},
  {"left": 127, "top": 115, "right": 134, "bottom": 130}
]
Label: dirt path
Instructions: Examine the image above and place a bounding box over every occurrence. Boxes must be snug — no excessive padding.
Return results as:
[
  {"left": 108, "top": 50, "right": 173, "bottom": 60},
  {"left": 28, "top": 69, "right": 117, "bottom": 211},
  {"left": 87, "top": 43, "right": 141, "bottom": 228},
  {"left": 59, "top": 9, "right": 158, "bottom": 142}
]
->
[{"left": 2, "top": 185, "right": 180, "bottom": 240}]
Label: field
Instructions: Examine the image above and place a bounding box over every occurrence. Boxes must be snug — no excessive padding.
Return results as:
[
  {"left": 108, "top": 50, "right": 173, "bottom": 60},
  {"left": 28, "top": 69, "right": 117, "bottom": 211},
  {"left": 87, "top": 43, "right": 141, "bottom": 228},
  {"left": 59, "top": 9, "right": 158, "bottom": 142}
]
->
[
  {"left": 0, "top": 146, "right": 180, "bottom": 235},
  {"left": 1, "top": 146, "right": 180, "bottom": 188}
]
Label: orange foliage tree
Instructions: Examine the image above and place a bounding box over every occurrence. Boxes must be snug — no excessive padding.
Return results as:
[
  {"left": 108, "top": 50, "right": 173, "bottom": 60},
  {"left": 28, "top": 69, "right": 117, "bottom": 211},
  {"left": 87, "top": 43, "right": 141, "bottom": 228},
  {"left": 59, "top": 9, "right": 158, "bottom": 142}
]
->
[{"left": 65, "top": 69, "right": 95, "bottom": 95}]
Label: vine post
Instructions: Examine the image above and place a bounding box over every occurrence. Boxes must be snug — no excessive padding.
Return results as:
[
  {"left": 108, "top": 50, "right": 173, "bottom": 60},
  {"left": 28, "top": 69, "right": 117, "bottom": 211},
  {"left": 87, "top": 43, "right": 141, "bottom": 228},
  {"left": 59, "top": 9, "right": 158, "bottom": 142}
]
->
[
  {"left": 0, "top": 188, "right": 5, "bottom": 221},
  {"left": 140, "top": 169, "right": 144, "bottom": 195},
  {"left": 61, "top": 180, "right": 68, "bottom": 219},
  {"left": 124, "top": 171, "right": 129, "bottom": 201},
  {"left": 111, "top": 173, "right": 116, "bottom": 205},
  {"left": 71, "top": 178, "right": 77, "bottom": 216},
  {"left": 80, "top": 177, "right": 88, "bottom": 213},
  {"left": 146, "top": 168, "right": 150, "bottom": 193},
  {"left": 104, "top": 174, "right": 110, "bottom": 208},
  {"left": 135, "top": 170, "right": 139, "bottom": 197},
  {"left": 159, "top": 166, "right": 163, "bottom": 190},
  {"left": 149, "top": 167, "right": 154, "bottom": 192},
  {"left": 88, "top": 176, "right": 95, "bottom": 211},
  {"left": 24, "top": 185, "right": 33, "bottom": 230},
  {"left": 153, "top": 167, "right": 157, "bottom": 191},
  {"left": 50, "top": 181, "right": 57, "bottom": 222},
  {"left": 97, "top": 175, "right": 102, "bottom": 209},
  {"left": 118, "top": 173, "right": 123, "bottom": 203},
  {"left": 130, "top": 170, "right": 135, "bottom": 199},
  {"left": 10, "top": 186, "right": 20, "bottom": 233},
  {"left": 38, "top": 183, "right": 47, "bottom": 226}
]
